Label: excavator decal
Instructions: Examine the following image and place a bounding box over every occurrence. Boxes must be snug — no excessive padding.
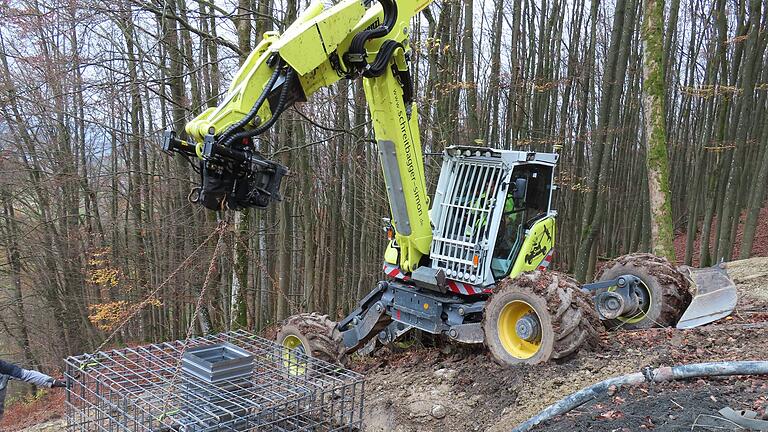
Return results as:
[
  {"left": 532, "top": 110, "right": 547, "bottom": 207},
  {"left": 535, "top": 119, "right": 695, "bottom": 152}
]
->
[
  {"left": 525, "top": 240, "right": 548, "bottom": 266},
  {"left": 524, "top": 225, "right": 553, "bottom": 265},
  {"left": 542, "top": 224, "right": 553, "bottom": 243},
  {"left": 509, "top": 217, "right": 556, "bottom": 278},
  {"left": 525, "top": 226, "right": 552, "bottom": 265}
]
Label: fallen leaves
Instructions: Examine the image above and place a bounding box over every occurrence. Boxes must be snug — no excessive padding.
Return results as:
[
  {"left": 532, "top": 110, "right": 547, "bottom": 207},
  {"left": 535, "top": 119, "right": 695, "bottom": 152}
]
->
[{"left": 597, "top": 409, "right": 625, "bottom": 420}]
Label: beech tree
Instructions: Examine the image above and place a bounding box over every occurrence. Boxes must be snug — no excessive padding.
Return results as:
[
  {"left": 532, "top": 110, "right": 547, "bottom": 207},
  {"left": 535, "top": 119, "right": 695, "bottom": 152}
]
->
[
  {"left": 642, "top": 0, "right": 675, "bottom": 260},
  {"left": 0, "top": 0, "right": 765, "bottom": 371}
]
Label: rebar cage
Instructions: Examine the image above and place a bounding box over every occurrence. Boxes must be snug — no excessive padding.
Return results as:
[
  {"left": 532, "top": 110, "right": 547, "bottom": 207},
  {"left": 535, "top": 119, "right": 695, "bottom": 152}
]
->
[{"left": 64, "top": 330, "right": 364, "bottom": 431}]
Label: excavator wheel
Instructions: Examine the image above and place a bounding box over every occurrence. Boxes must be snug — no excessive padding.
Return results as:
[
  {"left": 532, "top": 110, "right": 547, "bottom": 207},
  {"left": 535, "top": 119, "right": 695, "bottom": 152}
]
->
[
  {"left": 595, "top": 253, "right": 691, "bottom": 330},
  {"left": 483, "top": 271, "right": 602, "bottom": 366},
  {"left": 275, "top": 312, "right": 345, "bottom": 374}
]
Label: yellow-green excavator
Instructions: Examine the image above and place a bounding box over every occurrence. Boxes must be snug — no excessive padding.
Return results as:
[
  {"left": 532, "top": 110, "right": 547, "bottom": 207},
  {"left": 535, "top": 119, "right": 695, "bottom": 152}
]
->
[{"left": 162, "top": 0, "right": 737, "bottom": 366}]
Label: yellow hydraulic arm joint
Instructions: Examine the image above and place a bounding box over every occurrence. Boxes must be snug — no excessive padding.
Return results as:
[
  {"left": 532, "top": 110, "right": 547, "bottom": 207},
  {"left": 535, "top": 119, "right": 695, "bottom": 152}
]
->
[{"left": 161, "top": 0, "right": 434, "bottom": 273}]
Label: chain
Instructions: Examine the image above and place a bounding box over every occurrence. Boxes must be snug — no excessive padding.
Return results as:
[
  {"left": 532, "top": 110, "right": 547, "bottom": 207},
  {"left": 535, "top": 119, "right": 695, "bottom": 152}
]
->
[
  {"left": 90, "top": 223, "right": 227, "bottom": 355},
  {"left": 159, "top": 219, "right": 228, "bottom": 421}
]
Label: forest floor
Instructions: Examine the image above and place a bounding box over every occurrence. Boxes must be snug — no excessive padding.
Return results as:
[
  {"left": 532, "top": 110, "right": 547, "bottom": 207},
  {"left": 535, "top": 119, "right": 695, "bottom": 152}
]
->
[
  {"left": 673, "top": 205, "right": 768, "bottom": 266},
  {"left": 6, "top": 258, "right": 768, "bottom": 431},
  {"left": 357, "top": 256, "right": 768, "bottom": 432}
]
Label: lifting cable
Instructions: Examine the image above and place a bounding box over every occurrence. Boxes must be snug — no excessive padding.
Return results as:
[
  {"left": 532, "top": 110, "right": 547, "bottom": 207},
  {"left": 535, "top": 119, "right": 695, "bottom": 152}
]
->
[
  {"left": 75, "top": 218, "right": 231, "bottom": 424},
  {"left": 160, "top": 218, "right": 229, "bottom": 421},
  {"left": 83, "top": 219, "right": 230, "bottom": 364}
]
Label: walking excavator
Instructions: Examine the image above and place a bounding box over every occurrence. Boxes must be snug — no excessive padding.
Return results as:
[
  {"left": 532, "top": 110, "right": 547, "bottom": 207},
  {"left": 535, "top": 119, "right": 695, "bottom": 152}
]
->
[{"left": 162, "top": 0, "right": 738, "bottom": 366}]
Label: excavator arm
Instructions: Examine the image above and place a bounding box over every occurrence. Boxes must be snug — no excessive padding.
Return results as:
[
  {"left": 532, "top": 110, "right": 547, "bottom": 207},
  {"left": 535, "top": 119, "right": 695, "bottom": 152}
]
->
[{"left": 162, "top": 0, "right": 433, "bottom": 272}]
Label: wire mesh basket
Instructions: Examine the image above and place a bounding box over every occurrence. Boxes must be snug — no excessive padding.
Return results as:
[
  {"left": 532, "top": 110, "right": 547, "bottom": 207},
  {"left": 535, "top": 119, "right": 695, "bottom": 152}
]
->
[{"left": 64, "top": 330, "right": 364, "bottom": 431}]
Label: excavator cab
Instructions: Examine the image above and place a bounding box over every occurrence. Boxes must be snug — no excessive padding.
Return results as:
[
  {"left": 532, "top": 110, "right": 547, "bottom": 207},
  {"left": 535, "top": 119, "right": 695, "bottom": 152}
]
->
[{"left": 426, "top": 146, "right": 558, "bottom": 291}]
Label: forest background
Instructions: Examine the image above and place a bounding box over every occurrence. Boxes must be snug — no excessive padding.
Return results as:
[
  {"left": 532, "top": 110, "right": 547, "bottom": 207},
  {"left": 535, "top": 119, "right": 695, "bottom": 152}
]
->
[{"left": 0, "top": 0, "right": 766, "bottom": 376}]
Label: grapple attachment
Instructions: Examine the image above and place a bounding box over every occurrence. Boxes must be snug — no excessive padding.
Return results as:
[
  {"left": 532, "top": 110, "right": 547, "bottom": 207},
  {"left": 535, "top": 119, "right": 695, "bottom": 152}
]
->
[{"left": 676, "top": 264, "right": 738, "bottom": 329}]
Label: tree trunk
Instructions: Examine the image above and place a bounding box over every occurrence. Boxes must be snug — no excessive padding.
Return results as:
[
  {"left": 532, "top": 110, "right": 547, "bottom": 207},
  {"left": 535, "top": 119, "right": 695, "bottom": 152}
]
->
[{"left": 642, "top": 0, "right": 676, "bottom": 261}]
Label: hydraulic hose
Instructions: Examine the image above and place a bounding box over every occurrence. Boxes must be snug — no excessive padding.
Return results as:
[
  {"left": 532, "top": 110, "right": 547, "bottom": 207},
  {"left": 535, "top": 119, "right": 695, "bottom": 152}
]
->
[
  {"left": 512, "top": 361, "right": 768, "bottom": 432},
  {"left": 346, "top": 0, "right": 398, "bottom": 72},
  {"left": 217, "top": 60, "right": 284, "bottom": 145},
  {"left": 362, "top": 40, "right": 403, "bottom": 77},
  {"left": 350, "top": 0, "right": 397, "bottom": 52},
  {"left": 222, "top": 67, "right": 297, "bottom": 148}
]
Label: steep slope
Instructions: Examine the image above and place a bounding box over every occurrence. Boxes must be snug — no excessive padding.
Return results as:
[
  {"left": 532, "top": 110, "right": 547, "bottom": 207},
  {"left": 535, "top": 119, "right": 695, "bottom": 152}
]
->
[{"left": 360, "top": 258, "right": 768, "bottom": 431}]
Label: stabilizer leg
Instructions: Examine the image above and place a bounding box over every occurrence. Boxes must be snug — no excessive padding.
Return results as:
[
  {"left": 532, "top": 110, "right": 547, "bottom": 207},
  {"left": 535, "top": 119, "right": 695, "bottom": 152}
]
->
[{"left": 338, "top": 282, "right": 393, "bottom": 355}]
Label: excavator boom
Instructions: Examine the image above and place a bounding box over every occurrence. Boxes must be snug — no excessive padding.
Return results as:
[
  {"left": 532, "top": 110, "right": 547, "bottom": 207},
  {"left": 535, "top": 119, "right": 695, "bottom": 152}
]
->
[{"left": 162, "top": 0, "right": 433, "bottom": 271}]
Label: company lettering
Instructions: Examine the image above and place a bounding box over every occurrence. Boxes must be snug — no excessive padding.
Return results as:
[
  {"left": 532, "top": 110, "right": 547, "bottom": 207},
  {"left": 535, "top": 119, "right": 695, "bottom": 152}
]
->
[{"left": 396, "top": 88, "right": 425, "bottom": 227}]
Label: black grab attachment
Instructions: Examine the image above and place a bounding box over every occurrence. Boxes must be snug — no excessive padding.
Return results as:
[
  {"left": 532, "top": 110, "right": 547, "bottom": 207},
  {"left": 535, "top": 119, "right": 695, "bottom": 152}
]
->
[{"left": 161, "top": 130, "right": 288, "bottom": 211}]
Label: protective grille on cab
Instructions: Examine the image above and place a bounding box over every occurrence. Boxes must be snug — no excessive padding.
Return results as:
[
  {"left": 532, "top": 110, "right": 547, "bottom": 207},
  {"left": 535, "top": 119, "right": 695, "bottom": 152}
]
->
[{"left": 430, "top": 157, "right": 504, "bottom": 286}]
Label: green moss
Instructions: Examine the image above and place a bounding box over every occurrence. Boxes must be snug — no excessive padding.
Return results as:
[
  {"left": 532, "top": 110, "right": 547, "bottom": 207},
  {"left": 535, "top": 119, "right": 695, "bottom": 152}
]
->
[{"left": 643, "top": 0, "right": 676, "bottom": 261}]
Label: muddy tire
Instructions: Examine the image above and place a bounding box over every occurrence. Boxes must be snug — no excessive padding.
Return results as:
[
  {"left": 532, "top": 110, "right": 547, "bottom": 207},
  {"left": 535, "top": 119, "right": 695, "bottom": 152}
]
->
[
  {"left": 483, "top": 271, "right": 602, "bottom": 366},
  {"left": 275, "top": 312, "right": 345, "bottom": 366},
  {"left": 596, "top": 253, "right": 691, "bottom": 330}
]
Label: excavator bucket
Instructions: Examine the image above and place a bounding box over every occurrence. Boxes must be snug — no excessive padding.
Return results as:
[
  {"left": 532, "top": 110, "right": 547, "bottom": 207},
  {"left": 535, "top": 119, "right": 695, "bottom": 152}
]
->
[{"left": 676, "top": 264, "right": 738, "bottom": 329}]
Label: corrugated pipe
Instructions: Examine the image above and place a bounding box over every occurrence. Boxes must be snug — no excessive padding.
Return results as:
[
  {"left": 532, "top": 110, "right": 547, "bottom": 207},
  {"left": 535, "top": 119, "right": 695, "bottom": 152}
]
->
[{"left": 513, "top": 361, "right": 768, "bottom": 432}]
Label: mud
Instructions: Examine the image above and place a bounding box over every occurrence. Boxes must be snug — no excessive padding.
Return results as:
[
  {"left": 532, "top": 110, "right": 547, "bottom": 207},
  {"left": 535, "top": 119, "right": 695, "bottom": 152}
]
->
[{"left": 358, "top": 257, "right": 768, "bottom": 431}]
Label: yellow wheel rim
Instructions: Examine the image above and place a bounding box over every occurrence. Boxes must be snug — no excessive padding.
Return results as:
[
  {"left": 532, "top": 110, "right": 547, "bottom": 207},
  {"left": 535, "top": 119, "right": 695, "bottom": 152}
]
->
[
  {"left": 282, "top": 335, "right": 303, "bottom": 350},
  {"left": 497, "top": 300, "right": 542, "bottom": 359},
  {"left": 609, "top": 281, "right": 652, "bottom": 324},
  {"left": 281, "top": 335, "right": 307, "bottom": 375}
]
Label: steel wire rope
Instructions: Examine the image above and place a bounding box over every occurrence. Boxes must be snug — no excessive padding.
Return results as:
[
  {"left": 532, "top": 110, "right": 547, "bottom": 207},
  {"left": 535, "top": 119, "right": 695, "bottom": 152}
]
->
[
  {"left": 86, "top": 222, "right": 228, "bottom": 356},
  {"left": 158, "top": 218, "right": 229, "bottom": 424}
]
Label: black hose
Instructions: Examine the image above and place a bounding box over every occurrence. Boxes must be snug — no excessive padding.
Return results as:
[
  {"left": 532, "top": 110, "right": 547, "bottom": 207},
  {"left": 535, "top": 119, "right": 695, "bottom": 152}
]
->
[
  {"left": 380, "top": 0, "right": 398, "bottom": 32},
  {"left": 347, "top": 0, "right": 398, "bottom": 71},
  {"left": 512, "top": 361, "right": 768, "bottom": 432},
  {"left": 218, "top": 61, "right": 283, "bottom": 143},
  {"left": 351, "top": 0, "right": 397, "bottom": 52},
  {"left": 362, "top": 40, "right": 403, "bottom": 77},
  {"left": 397, "top": 69, "right": 414, "bottom": 105},
  {"left": 222, "top": 67, "right": 296, "bottom": 147}
]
